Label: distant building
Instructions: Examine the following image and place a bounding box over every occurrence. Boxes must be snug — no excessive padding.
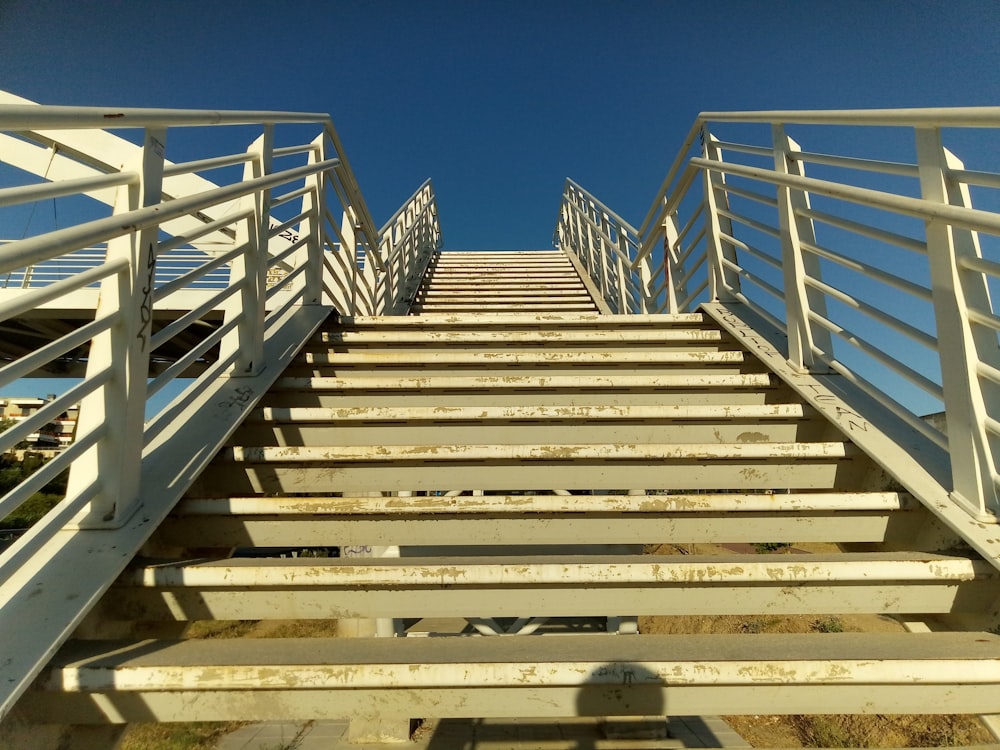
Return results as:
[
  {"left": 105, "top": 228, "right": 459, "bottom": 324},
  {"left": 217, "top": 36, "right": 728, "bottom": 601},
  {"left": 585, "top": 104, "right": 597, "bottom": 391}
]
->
[{"left": 0, "top": 397, "right": 78, "bottom": 451}]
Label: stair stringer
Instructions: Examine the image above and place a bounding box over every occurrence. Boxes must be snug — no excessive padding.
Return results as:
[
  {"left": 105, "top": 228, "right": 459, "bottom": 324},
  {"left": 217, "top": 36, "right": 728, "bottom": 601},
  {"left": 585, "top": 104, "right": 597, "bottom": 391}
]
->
[
  {"left": 0, "top": 304, "right": 333, "bottom": 721},
  {"left": 703, "top": 301, "right": 1000, "bottom": 586}
]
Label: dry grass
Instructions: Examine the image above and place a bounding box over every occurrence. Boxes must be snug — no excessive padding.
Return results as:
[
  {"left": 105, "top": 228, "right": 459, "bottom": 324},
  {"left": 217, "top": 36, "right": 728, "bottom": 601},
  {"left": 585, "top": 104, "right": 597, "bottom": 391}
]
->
[{"left": 118, "top": 722, "right": 245, "bottom": 750}]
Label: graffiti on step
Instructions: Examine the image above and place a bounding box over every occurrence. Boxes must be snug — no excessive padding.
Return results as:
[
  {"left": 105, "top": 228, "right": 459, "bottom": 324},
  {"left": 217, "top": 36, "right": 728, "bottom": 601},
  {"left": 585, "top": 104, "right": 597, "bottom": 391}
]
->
[{"left": 342, "top": 545, "right": 373, "bottom": 557}]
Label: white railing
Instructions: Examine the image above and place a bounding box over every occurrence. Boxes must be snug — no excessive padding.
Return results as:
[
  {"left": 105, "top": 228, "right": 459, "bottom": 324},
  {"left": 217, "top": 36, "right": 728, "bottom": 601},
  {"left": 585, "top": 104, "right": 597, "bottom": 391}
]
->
[
  {"left": 0, "top": 97, "right": 439, "bottom": 718},
  {"left": 558, "top": 108, "right": 1000, "bottom": 522}
]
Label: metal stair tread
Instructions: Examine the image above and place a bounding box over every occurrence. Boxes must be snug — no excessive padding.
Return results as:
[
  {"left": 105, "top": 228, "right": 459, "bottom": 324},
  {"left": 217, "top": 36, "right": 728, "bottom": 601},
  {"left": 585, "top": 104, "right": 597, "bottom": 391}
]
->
[
  {"left": 270, "top": 372, "right": 777, "bottom": 391},
  {"left": 296, "top": 350, "right": 748, "bottom": 365},
  {"left": 249, "top": 403, "right": 809, "bottom": 423},
  {"left": 124, "top": 551, "right": 995, "bottom": 586},
  {"left": 174, "top": 491, "right": 915, "bottom": 515},
  {"left": 222, "top": 441, "right": 857, "bottom": 463},
  {"left": 41, "top": 632, "right": 1000, "bottom": 690}
]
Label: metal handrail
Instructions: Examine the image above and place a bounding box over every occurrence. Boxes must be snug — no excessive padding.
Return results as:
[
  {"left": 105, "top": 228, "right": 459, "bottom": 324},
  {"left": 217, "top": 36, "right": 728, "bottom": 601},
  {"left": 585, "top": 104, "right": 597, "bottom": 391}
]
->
[{"left": 558, "top": 106, "right": 1000, "bottom": 524}]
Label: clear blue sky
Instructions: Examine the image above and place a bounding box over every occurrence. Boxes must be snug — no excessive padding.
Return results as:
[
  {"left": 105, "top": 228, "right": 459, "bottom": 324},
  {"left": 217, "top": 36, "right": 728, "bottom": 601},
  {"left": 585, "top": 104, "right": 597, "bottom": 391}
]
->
[{"left": 2, "top": 0, "right": 998, "bottom": 250}]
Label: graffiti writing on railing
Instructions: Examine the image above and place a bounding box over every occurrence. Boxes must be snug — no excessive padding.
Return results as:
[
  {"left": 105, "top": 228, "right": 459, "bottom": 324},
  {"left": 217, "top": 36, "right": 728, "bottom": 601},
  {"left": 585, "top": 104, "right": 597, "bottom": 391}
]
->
[
  {"left": 136, "top": 243, "right": 156, "bottom": 351},
  {"left": 716, "top": 309, "right": 781, "bottom": 360},
  {"left": 715, "top": 306, "right": 872, "bottom": 435},
  {"left": 217, "top": 385, "right": 255, "bottom": 411},
  {"left": 278, "top": 229, "right": 299, "bottom": 244}
]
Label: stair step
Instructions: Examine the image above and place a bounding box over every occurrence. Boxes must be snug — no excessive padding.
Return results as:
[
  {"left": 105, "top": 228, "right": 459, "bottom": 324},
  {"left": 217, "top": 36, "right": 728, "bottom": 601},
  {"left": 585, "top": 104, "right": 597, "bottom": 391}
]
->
[
  {"left": 236, "top": 404, "right": 825, "bottom": 446},
  {"left": 160, "top": 491, "right": 921, "bottom": 547},
  {"left": 28, "top": 633, "right": 1000, "bottom": 719},
  {"left": 295, "top": 350, "right": 748, "bottom": 366},
  {"left": 197, "top": 441, "right": 864, "bottom": 494},
  {"left": 410, "top": 306, "right": 600, "bottom": 313},
  {"left": 271, "top": 373, "right": 776, "bottom": 391},
  {"left": 110, "top": 552, "right": 995, "bottom": 621},
  {"left": 251, "top": 404, "right": 807, "bottom": 422},
  {"left": 313, "top": 329, "right": 726, "bottom": 344},
  {"left": 223, "top": 441, "right": 855, "bottom": 463},
  {"left": 339, "top": 314, "right": 707, "bottom": 327}
]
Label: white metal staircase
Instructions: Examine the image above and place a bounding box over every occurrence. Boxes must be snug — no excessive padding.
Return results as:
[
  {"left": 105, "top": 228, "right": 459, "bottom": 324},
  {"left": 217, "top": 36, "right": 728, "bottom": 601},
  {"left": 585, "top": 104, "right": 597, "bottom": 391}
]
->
[{"left": 2, "top": 95, "right": 1000, "bottom": 747}]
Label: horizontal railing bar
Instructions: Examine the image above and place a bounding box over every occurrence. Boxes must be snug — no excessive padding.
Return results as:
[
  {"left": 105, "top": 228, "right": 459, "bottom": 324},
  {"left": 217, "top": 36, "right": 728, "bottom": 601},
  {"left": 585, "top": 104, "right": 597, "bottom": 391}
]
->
[
  {"left": 676, "top": 248, "right": 707, "bottom": 288},
  {"left": 267, "top": 235, "right": 309, "bottom": 269},
  {"left": 798, "top": 240, "right": 932, "bottom": 303},
  {"left": 0, "top": 171, "right": 137, "bottom": 207},
  {"left": 0, "top": 379, "right": 99, "bottom": 455},
  {"left": 965, "top": 305, "right": 1000, "bottom": 334},
  {"left": 0, "top": 104, "right": 328, "bottom": 130},
  {"left": 571, "top": 205, "right": 634, "bottom": 266},
  {"left": 977, "top": 361, "right": 1000, "bottom": 388},
  {"left": 152, "top": 243, "right": 245, "bottom": 302},
  {"left": 0, "top": 427, "right": 103, "bottom": 523},
  {"left": 731, "top": 290, "right": 787, "bottom": 334},
  {"left": 0, "top": 258, "right": 128, "bottom": 320},
  {"left": 676, "top": 227, "right": 707, "bottom": 266},
  {"left": 148, "top": 283, "right": 241, "bottom": 353},
  {"left": 984, "top": 415, "right": 1000, "bottom": 439},
  {"left": 265, "top": 264, "right": 308, "bottom": 301},
  {"left": 700, "top": 107, "right": 1000, "bottom": 128},
  {"left": 268, "top": 208, "right": 310, "bottom": 239},
  {"left": 146, "top": 315, "right": 241, "bottom": 398},
  {"left": 717, "top": 207, "right": 781, "bottom": 239},
  {"left": 949, "top": 168, "right": 1000, "bottom": 190},
  {"left": 810, "top": 311, "right": 943, "bottom": 398},
  {"left": 379, "top": 179, "right": 433, "bottom": 235},
  {"left": 797, "top": 206, "right": 927, "bottom": 254},
  {"left": 157, "top": 210, "right": 251, "bottom": 254},
  {"left": 677, "top": 202, "right": 705, "bottom": 244},
  {"left": 959, "top": 254, "right": 1000, "bottom": 279},
  {"left": 162, "top": 152, "right": 254, "bottom": 177},
  {"left": 0, "top": 158, "right": 339, "bottom": 274},
  {"left": 721, "top": 181, "right": 779, "bottom": 208},
  {"left": 678, "top": 277, "right": 709, "bottom": 312},
  {"left": 692, "top": 157, "right": 1000, "bottom": 234},
  {"left": 565, "top": 180, "right": 639, "bottom": 236},
  {"left": 804, "top": 274, "right": 937, "bottom": 350},
  {"left": 789, "top": 150, "right": 920, "bottom": 178},
  {"left": 271, "top": 184, "right": 314, "bottom": 210},
  {"left": 815, "top": 346, "right": 949, "bottom": 451},
  {"left": 272, "top": 144, "right": 319, "bottom": 158},
  {"left": 723, "top": 260, "right": 785, "bottom": 302},
  {"left": 720, "top": 232, "right": 781, "bottom": 270},
  {"left": 639, "top": 122, "right": 704, "bottom": 235},
  {"left": 0, "top": 313, "right": 117, "bottom": 387},
  {"left": 636, "top": 164, "right": 702, "bottom": 266},
  {"left": 712, "top": 140, "right": 775, "bottom": 158}
]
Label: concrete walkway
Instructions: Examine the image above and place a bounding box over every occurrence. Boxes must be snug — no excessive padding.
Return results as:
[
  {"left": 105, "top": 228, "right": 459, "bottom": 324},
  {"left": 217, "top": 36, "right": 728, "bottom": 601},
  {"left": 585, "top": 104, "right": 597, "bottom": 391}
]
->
[{"left": 216, "top": 716, "right": 750, "bottom": 749}]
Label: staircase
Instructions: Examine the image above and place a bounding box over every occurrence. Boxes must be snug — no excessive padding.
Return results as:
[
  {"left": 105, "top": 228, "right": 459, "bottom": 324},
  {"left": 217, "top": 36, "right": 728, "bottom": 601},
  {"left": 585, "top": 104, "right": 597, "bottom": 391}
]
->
[
  {"left": 4, "top": 100, "right": 1000, "bottom": 748},
  {"left": 411, "top": 249, "right": 600, "bottom": 313},
  {"left": 13, "top": 251, "right": 1000, "bottom": 742}
]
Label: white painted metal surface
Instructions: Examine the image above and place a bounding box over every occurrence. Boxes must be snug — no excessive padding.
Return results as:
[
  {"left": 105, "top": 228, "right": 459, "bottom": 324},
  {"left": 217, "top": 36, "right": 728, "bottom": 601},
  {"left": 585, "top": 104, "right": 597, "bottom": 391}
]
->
[
  {"left": 557, "top": 108, "right": 1000, "bottom": 523},
  {"left": 0, "top": 93, "right": 437, "bottom": 720}
]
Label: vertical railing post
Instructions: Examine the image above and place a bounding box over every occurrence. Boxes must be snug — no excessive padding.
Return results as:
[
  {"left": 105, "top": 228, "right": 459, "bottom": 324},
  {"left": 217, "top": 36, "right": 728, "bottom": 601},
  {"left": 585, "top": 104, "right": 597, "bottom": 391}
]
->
[
  {"left": 772, "top": 125, "right": 832, "bottom": 371},
  {"left": 221, "top": 128, "right": 272, "bottom": 377},
  {"left": 661, "top": 213, "right": 681, "bottom": 314},
  {"left": 66, "top": 128, "right": 166, "bottom": 528},
  {"left": 300, "top": 133, "right": 326, "bottom": 306},
  {"left": 702, "top": 132, "right": 741, "bottom": 302},
  {"left": 917, "top": 127, "right": 1000, "bottom": 521}
]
